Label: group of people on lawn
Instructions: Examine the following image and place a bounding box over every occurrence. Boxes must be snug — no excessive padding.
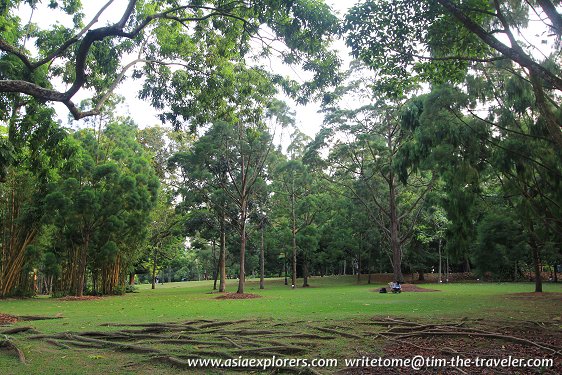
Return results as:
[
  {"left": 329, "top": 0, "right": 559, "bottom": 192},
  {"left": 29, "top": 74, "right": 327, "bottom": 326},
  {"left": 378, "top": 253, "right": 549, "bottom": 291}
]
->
[{"left": 379, "top": 281, "right": 401, "bottom": 293}]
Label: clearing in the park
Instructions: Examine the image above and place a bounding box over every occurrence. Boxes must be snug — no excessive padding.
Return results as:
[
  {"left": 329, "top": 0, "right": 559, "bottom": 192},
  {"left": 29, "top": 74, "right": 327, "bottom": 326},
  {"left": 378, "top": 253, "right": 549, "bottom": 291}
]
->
[{"left": 0, "top": 277, "right": 560, "bottom": 374}]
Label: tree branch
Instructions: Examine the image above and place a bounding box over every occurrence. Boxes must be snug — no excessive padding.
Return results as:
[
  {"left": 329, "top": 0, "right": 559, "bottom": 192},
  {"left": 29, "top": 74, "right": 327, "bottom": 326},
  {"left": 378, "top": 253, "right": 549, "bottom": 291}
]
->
[{"left": 435, "top": 0, "right": 562, "bottom": 91}]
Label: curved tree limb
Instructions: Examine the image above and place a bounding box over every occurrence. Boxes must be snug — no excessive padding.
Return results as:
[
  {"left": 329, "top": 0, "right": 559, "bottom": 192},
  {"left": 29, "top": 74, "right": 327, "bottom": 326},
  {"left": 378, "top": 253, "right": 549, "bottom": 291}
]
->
[
  {"left": 435, "top": 0, "right": 562, "bottom": 92},
  {"left": 0, "top": 0, "right": 256, "bottom": 120}
]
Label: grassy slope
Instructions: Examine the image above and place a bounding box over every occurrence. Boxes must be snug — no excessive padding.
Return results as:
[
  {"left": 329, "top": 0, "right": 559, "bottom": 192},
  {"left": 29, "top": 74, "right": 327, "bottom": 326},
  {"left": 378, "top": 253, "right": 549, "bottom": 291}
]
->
[{"left": 0, "top": 277, "right": 560, "bottom": 374}]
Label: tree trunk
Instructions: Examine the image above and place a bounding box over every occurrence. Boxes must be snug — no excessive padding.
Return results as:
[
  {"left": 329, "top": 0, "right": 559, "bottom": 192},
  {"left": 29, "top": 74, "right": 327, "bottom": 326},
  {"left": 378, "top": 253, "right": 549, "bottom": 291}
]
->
[
  {"left": 214, "top": 252, "right": 220, "bottom": 290},
  {"left": 284, "top": 254, "right": 288, "bottom": 285},
  {"left": 129, "top": 273, "right": 135, "bottom": 285},
  {"left": 219, "top": 209, "right": 226, "bottom": 292},
  {"left": 357, "top": 235, "right": 362, "bottom": 283},
  {"left": 259, "top": 222, "right": 265, "bottom": 290},
  {"left": 367, "top": 243, "right": 372, "bottom": 285},
  {"left": 389, "top": 173, "right": 404, "bottom": 283},
  {"left": 73, "top": 234, "right": 90, "bottom": 297},
  {"left": 151, "top": 246, "right": 158, "bottom": 290},
  {"left": 445, "top": 253, "right": 449, "bottom": 283},
  {"left": 528, "top": 224, "right": 543, "bottom": 293},
  {"left": 291, "top": 189, "right": 297, "bottom": 288},
  {"left": 212, "top": 239, "right": 218, "bottom": 290},
  {"left": 237, "top": 198, "right": 247, "bottom": 294},
  {"left": 438, "top": 238, "right": 442, "bottom": 283},
  {"left": 302, "top": 256, "right": 309, "bottom": 287}
]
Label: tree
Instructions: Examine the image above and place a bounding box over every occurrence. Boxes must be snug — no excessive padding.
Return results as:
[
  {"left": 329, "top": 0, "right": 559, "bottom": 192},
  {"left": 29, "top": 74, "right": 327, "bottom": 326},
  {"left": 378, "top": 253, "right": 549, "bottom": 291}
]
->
[
  {"left": 0, "top": 0, "right": 339, "bottom": 121},
  {"left": 398, "top": 80, "right": 561, "bottom": 291},
  {"left": 45, "top": 120, "right": 158, "bottom": 296},
  {"left": 143, "top": 189, "right": 184, "bottom": 290},
  {"left": 345, "top": 0, "right": 562, "bottom": 147},
  {"left": 0, "top": 101, "right": 64, "bottom": 297},
  {"left": 315, "top": 66, "right": 434, "bottom": 283}
]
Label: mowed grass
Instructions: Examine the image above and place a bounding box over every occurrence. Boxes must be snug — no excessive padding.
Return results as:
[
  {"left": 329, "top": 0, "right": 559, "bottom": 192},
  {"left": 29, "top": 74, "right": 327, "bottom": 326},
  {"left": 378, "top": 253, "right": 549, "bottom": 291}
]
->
[
  {"left": 0, "top": 277, "right": 560, "bottom": 374},
  {"left": 1, "top": 276, "right": 561, "bottom": 332}
]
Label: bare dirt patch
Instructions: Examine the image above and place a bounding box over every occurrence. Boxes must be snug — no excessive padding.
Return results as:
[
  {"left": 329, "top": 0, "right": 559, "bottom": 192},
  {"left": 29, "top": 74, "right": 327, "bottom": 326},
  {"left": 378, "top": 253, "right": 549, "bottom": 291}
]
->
[
  {"left": 400, "top": 283, "right": 440, "bottom": 292},
  {"left": 339, "top": 317, "right": 561, "bottom": 375},
  {"left": 373, "top": 284, "right": 440, "bottom": 293},
  {"left": 215, "top": 292, "right": 262, "bottom": 300},
  {"left": 0, "top": 313, "right": 18, "bottom": 325},
  {"left": 507, "top": 292, "right": 562, "bottom": 301},
  {"left": 57, "top": 295, "right": 102, "bottom": 301}
]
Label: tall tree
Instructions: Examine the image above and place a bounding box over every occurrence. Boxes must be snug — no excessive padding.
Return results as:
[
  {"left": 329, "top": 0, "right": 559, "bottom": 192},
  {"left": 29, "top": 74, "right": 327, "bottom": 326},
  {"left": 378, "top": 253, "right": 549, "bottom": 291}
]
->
[
  {"left": 345, "top": 0, "right": 562, "bottom": 147},
  {"left": 315, "top": 68, "right": 434, "bottom": 283},
  {"left": 45, "top": 121, "right": 158, "bottom": 296},
  {"left": 0, "top": 0, "right": 339, "bottom": 121}
]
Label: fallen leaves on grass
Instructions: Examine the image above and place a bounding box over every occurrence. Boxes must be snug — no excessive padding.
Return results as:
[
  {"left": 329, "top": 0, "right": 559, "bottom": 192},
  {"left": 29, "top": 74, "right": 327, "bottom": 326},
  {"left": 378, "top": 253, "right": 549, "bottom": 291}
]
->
[
  {"left": 0, "top": 313, "right": 18, "bottom": 325},
  {"left": 372, "top": 284, "right": 440, "bottom": 293},
  {"left": 506, "top": 292, "right": 562, "bottom": 301},
  {"left": 57, "top": 296, "right": 102, "bottom": 301},
  {"left": 215, "top": 292, "right": 262, "bottom": 300},
  {"left": 340, "top": 317, "right": 562, "bottom": 375}
]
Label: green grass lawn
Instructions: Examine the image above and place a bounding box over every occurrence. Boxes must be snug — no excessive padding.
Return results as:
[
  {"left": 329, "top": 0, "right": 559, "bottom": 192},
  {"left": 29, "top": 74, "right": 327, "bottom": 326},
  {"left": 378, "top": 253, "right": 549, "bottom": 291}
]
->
[{"left": 0, "top": 277, "right": 560, "bottom": 374}]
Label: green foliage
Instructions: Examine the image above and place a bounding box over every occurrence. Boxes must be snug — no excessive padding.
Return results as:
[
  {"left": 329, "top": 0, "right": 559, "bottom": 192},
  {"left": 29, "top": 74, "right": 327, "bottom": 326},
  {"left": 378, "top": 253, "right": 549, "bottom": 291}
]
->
[{"left": 473, "top": 212, "right": 528, "bottom": 279}]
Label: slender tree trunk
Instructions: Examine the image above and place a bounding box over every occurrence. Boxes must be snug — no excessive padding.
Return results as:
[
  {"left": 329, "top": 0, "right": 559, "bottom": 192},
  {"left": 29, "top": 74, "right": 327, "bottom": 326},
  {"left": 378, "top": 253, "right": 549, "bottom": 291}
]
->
[
  {"left": 357, "top": 235, "right": 362, "bottom": 283},
  {"left": 74, "top": 233, "right": 90, "bottom": 297},
  {"left": 438, "top": 238, "right": 442, "bottom": 283},
  {"left": 302, "top": 254, "right": 309, "bottom": 287},
  {"left": 291, "top": 189, "right": 297, "bottom": 287},
  {"left": 212, "top": 239, "right": 218, "bottom": 290},
  {"left": 446, "top": 253, "right": 449, "bottom": 283},
  {"left": 259, "top": 222, "right": 265, "bottom": 290},
  {"left": 219, "top": 210, "right": 226, "bottom": 292},
  {"left": 237, "top": 198, "right": 247, "bottom": 294},
  {"left": 151, "top": 246, "right": 158, "bottom": 290},
  {"left": 389, "top": 174, "right": 403, "bottom": 283},
  {"left": 528, "top": 224, "right": 543, "bottom": 292},
  {"left": 367, "top": 241, "right": 372, "bottom": 284},
  {"left": 284, "top": 253, "right": 288, "bottom": 285}
]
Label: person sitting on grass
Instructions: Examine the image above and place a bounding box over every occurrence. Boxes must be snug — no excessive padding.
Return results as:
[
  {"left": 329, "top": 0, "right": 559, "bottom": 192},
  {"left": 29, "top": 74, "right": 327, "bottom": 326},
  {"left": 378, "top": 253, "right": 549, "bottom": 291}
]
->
[{"left": 390, "top": 281, "right": 401, "bottom": 293}]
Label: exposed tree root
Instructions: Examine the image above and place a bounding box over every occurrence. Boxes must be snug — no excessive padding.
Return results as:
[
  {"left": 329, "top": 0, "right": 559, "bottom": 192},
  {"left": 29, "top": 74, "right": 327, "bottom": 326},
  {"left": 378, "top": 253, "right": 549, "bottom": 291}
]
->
[
  {"left": 150, "top": 355, "right": 203, "bottom": 368},
  {"left": 0, "top": 339, "right": 26, "bottom": 363},
  {"left": 197, "top": 319, "right": 251, "bottom": 329},
  {"left": 0, "top": 326, "right": 39, "bottom": 335},
  {"left": 313, "top": 326, "right": 362, "bottom": 339},
  {"left": 234, "top": 345, "right": 307, "bottom": 355},
  {"left": 380, "top": 330, "right": 560, "bottom": 353},
  {"left": 222, "top": 329, "right": 286, "bottom": 335},
  {"left": 220, "top": 335, "right": 243, "bottom": 349},
  {"left": 20, "top": 316, "right": 561, "bottom": 374},
  {"left": 63, "top": 334, "right": 163, "bottom": 355},
  {"left": 282, "top": 333, "right": 334, "bottom": 340},
  {"left": 194, "top": 350, "right": 235, "bottom": 359},
  {"left": 154, "top": 339, "right": 225, "bottom": 346},
  {"left": 44, "top": 339, "right": 71, "bottom": 350},
  {"left": 18, "top": 315, "right": 63, "bottom": 321}
]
